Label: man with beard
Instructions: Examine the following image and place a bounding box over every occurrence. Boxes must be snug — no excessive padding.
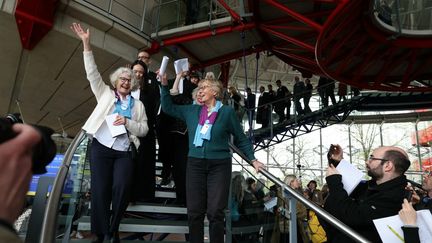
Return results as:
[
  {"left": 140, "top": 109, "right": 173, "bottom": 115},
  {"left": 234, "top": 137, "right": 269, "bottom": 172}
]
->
[{"left": 323, "top": 144, "right": 410, "bottom": 243}]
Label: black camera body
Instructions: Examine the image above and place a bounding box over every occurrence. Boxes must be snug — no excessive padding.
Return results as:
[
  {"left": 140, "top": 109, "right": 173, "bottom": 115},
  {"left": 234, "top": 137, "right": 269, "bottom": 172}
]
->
[{"left": 0, "top": 113, "right": 57, "bottom": 174}]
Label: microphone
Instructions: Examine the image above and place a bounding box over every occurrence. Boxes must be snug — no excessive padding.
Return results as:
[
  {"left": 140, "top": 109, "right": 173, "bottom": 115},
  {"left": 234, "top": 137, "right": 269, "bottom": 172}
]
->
[{"left": 407, "top": 179, "right": 425, "bottom": 191}]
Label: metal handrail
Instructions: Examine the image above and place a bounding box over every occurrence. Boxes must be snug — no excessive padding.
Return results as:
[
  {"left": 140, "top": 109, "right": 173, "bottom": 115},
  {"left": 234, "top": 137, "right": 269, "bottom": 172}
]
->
[
  {"left": 229, "top": 142, "right": 371, "bottom": 243},
  {"left": 39, "top": 131, "right": 86, "bottom": 243}
]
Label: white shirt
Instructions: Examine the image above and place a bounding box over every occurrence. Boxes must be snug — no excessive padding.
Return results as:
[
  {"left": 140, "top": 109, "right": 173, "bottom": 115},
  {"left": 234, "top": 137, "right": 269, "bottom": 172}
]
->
[{"left": 94, "top": 106, "right": 130, "bottom": 151}]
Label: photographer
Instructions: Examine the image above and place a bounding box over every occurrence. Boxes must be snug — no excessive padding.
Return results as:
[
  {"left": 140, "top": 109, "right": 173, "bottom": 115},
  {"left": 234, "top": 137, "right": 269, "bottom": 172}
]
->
[{"left": 0, "top": 124, "right": 41, "bottom": 242}]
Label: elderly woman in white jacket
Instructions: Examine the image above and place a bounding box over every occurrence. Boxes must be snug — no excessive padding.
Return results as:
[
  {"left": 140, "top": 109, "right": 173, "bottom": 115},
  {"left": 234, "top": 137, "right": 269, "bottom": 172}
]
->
[{"left": 71, "top": 23, "right": 148, "bottom": 243}]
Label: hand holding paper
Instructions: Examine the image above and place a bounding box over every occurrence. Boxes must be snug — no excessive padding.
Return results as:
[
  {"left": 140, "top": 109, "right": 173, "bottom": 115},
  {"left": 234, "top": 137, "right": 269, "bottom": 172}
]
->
[
  {"left": 174, "top": 58, "right": 189, "bottom": 74},
  {"left": 159, "top": 56, "right": 169, "bottom": 76},
  {"left": 105, "top": 113, "right": 127, "bottom": 137},
  {"left": 335, "top": 159, "right": 364, "bottom": 195}
]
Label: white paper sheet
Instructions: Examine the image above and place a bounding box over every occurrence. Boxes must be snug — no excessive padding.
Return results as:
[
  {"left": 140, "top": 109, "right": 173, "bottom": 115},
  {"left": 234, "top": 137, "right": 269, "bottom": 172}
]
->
[
  {"left": 174, "top": 58, "right": 189, "bottom": 74},
  {"left": 105, "top": 113, "right": 127, "bottom": 137},
  {"left": 159, "top": 56, "right": 169, "bottom": 76},
  {"left": 373, "top": 209, "right": 432, "bottom": 243},
  {"left": 336, "top": 159, "right": 364, "bottom": 195}
]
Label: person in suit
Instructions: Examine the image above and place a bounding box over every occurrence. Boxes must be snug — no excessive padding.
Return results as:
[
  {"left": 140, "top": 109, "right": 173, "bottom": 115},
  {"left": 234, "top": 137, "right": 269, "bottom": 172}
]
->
[
  {"left": 275, "top": 80, "right": 291, "bottom": 122},
  {"left": 245, "top": 87, "right": 256, "bottom": 129},
  {"left": 130, "top": 58, "right": 160, "bottom": 202},
  {"left": 257, "top": 86, "right": 271, "bottom": 128}
]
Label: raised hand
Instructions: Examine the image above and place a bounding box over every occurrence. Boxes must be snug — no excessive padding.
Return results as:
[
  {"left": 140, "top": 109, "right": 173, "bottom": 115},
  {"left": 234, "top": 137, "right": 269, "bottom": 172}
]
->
[{"left": 70, "top": 22, "right": 91, "bottom": 51}]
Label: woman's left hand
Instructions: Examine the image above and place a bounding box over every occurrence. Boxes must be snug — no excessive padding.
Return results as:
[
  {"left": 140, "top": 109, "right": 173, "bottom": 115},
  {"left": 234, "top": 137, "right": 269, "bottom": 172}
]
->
[
  {"left": 113, "top": 115, "right": 127, "bottom": 126},
  {"left": 252, "top": 160, "right": 265, "bottom": 173}
]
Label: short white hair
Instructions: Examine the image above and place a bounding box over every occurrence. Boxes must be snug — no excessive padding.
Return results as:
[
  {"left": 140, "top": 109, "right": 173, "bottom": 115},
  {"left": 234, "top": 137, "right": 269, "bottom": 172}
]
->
[{"left": 109, "top": 67, "right": 135, "bottom": 88}]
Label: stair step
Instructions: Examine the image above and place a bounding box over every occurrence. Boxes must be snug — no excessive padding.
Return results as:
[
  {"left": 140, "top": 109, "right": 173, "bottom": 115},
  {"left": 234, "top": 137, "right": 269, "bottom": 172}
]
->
[
  {"left": 77, "top": 216, "right": 197, "bottom": 234},
  {"left": 127, "top": 203, "right": 187, "bottom": 214},
  {"left": 155, "top": 190, "right": 176, "bottom": 199}
]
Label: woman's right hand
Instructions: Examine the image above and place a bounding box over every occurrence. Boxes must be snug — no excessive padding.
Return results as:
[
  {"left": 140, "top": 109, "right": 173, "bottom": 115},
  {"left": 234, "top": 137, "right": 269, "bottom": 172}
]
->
[
  {"left": 70, "top": 23, "right": 91, "bottom": 51},
  {"left": 156, "top": 70, "right": 168, "bottom": 86}
]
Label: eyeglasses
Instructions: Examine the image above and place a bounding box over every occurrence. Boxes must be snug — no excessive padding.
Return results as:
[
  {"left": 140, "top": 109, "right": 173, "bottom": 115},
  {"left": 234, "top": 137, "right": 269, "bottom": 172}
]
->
[
  {"left": 368, "top": 155, "right": 389, "bottom": 163},
  {"left": 119, "top": 77, "right": 131, "bottom": 83},
  {"left": 138, "top": 55, "right": 150, "bottom": 60},
  {"left": 198, "top": 85, "right": 210, "bottom": 91}
]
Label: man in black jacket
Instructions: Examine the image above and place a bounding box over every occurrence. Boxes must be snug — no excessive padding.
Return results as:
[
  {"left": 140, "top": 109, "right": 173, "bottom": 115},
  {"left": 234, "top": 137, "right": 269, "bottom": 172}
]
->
[{"left": 324, "top": 145, "right": 410, "bottom": 243}]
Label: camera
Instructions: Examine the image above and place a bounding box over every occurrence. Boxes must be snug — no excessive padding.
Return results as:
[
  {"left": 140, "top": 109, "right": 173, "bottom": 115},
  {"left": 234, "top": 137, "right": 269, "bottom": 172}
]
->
[
  {"left": 327, "top": 144, "right": 340, "bottom": 167},
  {"left": 0, "top": 113, "right": 57, "bottom": 174}
]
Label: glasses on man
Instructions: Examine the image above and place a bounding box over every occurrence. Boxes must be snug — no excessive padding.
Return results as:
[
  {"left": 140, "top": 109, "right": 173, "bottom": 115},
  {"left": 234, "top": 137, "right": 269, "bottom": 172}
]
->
[
  {"left": 119, "top": 77, "right": 131, "bottom": 83},
  {"left": 368, "top": 155, "right": 389, "bottom": 163}
]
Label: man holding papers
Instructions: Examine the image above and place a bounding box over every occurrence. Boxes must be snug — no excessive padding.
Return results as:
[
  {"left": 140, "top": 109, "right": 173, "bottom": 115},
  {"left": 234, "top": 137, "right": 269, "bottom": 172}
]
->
[{"left": 323, "top": 144, "right": 410, "bottom": 243}]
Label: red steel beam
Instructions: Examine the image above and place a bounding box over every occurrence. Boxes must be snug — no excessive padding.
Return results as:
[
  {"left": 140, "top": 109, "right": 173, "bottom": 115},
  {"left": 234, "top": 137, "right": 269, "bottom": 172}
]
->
[
  {"left": 264, "top": 9, "right": 333, "bottom": 26},
  {"left": 264, "top": 0, "right": 323, "bottom": 32},
  {"left": 260, "top": 25, "right": 315, "bottom": 52},
  {"left": 323, "top": 24, "right": 361, "bottom": 65},
  {"left": 262, "top": 24, "right": 314, "bottom": 32},
  {"left": 364, "top": 20, "right": 432, "bottom": 49},
  {"left": 273, "top": 48, "right": 317, "bottom": 66},
  {"left": 159, "top": 22, "right": 256, "bottom": 47},
  {"left": 196, "top": 44, "right": 266, "bottom": 69},
  {"left": 400, "top": 50, "right": 418, "bottom": 88},
  {"left": 217, "top": 0, "right": 242, "bottom": 24}
]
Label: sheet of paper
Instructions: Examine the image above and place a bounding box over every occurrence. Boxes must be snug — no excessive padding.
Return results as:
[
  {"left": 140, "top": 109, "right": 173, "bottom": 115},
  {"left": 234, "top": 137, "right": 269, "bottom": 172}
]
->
[
  {"left": 336, "top": 159, "right": 364, "bottom": 195},
  {"left": 174, "top": 58, "right": 189, "bottom": 74},
  {"left": 373, "top": 209, "right": 432, "bottom": 243},
  {"left": 105, "top": 113, "right": 127, "bottom": 137},
  {"left": 264, "top": 197, "right": 277, "bottom": 211},
  {"left": 159, "top": 56, "right": 169, "bottom": 76}
]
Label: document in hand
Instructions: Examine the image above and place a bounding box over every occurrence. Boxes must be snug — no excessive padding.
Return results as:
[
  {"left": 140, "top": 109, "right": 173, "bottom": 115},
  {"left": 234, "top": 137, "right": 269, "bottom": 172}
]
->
[
  {"left": 105, "top": 113, "right": 127, "bottom": 137},
  {"left": 373, "top": 209, "right": 432, "bottom": 243},
  {"left": 174, "top": 58, "right": 189, "bottom": 74},
  {"left": 336, "top": 159, "right": 364, "bottom": 195},
  {"left": 159, "top": 56, "right": 169, "bottom": 76}
]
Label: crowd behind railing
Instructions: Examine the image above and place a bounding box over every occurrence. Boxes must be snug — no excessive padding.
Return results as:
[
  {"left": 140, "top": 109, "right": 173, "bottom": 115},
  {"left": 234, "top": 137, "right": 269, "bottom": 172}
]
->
[{"left": 224, "top": 77, "right": 362, "bottom": 132}]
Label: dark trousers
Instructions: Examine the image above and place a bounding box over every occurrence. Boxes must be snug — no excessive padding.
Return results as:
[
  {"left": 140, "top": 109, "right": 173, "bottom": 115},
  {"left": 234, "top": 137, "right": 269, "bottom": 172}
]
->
[
  {"left": 170, "top": 133, "right": 188, "bottom": 204},
  {"left": 90, "top": 139, "right": 134, "bottom": 235},
  {"left": 186, "top": 157, "right": 232, "bottom": 243},
  {"left": 157, "top": 127, "right": 172, "bottom": 181},
  {"left": 274, "top": 105, "right": 285, "bottom": 123},
  {"left": 294, "top": 98, "right": 303, "bottom": 115},
  {"left": 159, "top": 131, "right": 188, "bottom": 204},
  {"left": 133, "top": 130, "right": 156, "bottom": 201},
  {"left": 303, "top": 96, "right": 311, "bottom": 113}
]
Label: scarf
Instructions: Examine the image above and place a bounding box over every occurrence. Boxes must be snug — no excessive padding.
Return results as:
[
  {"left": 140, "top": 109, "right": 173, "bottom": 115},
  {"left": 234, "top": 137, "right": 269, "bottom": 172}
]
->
[
  {"left": 113, "top": 90, "right": 134, "bottom": 119},
  {"left": 193, "top": 100, "right": 222, "bottom": 147}
]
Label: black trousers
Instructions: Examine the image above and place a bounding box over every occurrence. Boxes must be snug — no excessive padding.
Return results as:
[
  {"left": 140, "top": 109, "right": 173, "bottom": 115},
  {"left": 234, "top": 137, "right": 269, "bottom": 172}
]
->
[
  {"left": 90, "top": 139, "right": 134, "bottom": 235},
  {"left": 186, "top": 157, "right": 232, "bottom": 243},
  {"left": 133, "top": 129, "right": 156, "bottom": 201}
]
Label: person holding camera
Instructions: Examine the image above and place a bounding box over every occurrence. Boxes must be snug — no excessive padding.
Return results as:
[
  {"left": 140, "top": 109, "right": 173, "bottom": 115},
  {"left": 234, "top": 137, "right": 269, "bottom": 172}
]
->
[
  {"left": 71, "top": 23, "right": 148, "bottom": 243},
  {"left": 0, "top": 124, "right": 41, "bottom": 242},
  {"left": 159, "top": 73, "right": 265, "bottom": 243}
]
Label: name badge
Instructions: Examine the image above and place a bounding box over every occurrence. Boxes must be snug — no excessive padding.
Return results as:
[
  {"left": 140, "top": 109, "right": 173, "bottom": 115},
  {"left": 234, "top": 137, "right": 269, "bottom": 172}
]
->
[{"left": 200, "top": 124, "right": 210, "bottom": 134}]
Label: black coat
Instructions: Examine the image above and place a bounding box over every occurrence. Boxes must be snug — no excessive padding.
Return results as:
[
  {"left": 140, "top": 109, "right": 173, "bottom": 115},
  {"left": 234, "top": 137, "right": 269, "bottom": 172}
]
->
[{"left": 323, "top": 174, "right": 408, "bottom": 243}]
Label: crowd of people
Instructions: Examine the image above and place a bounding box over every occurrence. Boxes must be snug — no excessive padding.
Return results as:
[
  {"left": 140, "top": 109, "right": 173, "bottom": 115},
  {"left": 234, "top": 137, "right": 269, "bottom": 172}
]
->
[{"left": 1, "top": 22, "right": 431, "bottom": 243}]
